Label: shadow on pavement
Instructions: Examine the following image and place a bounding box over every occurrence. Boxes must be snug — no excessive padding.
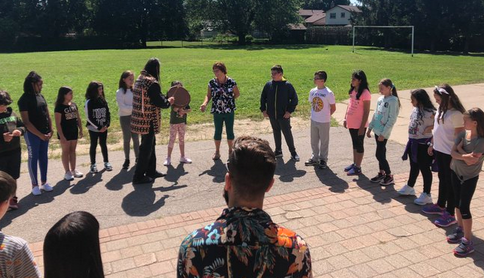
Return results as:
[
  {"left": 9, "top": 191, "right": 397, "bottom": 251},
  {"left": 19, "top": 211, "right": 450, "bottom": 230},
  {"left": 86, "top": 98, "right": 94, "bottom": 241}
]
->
[
  {"left": 0, "top": 179, "right": 71, "bottom": 229},
  {"left": 105, "top": 168, "right": 135, "bottom": 191},
  {"left": 275, "top": 158, "right": 306, "bottom": 183},
  {"left": 122, "top": 182, "right": 187, "bottom": 217},
  {"left": 199, "top": 159, "right": 227, "bottom": 183},
  {"left": 315, "top": 166, "right": 349, "bottom": 193},
  {"left": 165, "top": 163, "right": 188, "bottom": 183},
  {"left": 70, "top": 171, "right": 105, "bottom": 194}
]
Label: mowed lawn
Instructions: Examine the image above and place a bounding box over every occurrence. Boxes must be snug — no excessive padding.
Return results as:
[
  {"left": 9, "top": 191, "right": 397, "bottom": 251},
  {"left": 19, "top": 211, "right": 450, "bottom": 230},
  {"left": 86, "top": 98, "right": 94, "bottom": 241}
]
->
[{"left": 1, "top": 45, "right": 484, "bottom": 129}]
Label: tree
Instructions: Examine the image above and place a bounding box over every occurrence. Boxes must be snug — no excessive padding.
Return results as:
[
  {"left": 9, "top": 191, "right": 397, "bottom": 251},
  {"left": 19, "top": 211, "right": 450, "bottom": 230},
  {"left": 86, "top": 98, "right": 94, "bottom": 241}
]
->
[
  {"left": 187, "top": 0, "right": 302, "bottom": 44},
  {"left": 94, "top": 0, "right": 187, "bottom": 47},
  {"left": 254, "top": 0, "right": 302, "bottom": 42},
  {"left": 301, "top": 0, "right": 350, "bottom": 11}
]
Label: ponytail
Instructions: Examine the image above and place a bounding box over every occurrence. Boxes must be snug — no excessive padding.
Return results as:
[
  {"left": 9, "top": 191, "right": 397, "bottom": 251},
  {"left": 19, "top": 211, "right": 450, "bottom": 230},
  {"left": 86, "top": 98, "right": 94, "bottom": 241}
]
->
[{"left": 380, "top": 78, "right": 401, "bottom": 107}]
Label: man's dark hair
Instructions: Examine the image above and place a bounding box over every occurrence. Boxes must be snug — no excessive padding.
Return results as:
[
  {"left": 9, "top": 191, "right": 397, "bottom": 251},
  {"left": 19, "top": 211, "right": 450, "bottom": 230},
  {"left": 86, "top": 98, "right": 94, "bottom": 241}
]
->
[
  {"left": 314, "top": 71, "right": 327, "bottom": 82},
  {"left": 44, "top": 211, "right": 104, "bottom": 278},
  {"left": 0, "top": 171, "right": 17, "bottom": 203},
  {"left": 227, "top": 136, "right": 276, "bottom": 200},
  {"left": 271, "top": 65, "right": 283, "bottom": 74},
  {"left": 0, "top": 90, "right": 13, "bottom": 106}
]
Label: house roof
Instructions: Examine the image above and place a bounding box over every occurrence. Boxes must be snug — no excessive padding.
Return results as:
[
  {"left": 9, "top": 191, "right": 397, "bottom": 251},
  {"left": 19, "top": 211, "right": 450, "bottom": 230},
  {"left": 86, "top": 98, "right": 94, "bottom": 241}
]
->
[
  {"left": 299, "top": 9, "right": 324, "bottom": 17},
  {"left": 305, "top": 13, "right": 326, "bottom": 24},
  {"left": 288, "top": 23, "right": 307, "bottom": 31},
  {"left": 331, "top": 5, "right": 362, "bottom": 13}
]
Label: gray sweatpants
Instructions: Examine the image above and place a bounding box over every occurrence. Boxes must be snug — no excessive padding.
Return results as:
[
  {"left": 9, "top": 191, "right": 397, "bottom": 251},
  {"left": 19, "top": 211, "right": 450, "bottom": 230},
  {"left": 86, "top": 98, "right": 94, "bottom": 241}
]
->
[
  {"left": 120, "top": 115, "right": 140, "bottom": 160},
  {"left": 310, "top": 120, "right": 330, "bottom": 162}
]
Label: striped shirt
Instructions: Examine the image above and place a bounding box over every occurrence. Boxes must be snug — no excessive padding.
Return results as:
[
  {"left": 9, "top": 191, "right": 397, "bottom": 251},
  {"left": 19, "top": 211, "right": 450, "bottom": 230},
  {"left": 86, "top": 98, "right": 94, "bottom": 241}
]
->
[{"left": 0, "top": 233, "right": 40, "bottom": 278}]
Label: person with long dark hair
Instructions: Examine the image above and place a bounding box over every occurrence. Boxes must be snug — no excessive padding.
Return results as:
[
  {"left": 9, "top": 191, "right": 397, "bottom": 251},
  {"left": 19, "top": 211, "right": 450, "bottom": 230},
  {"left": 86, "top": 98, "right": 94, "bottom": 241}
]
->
[
  {"left": 131, "top": 58, "right": 174, "bottom": 184},
  {"left": 18, "top": 71, "right": 53, "bottom": 196},
  {"left": 422, "top": 84, "right": 466, "bottom": 228},
  {"left": 398, "top": 89, "right": 436, "bottom": 205},
  {"left": 85, "top": 81, "right": 111, "bottom": 173},
  {"left": 343, "top": 70, "right": 371, "bottom": 175},
  {"left": 54, "top": 86, "right": 83, "bottom": 181},
  {"left": 116, "top": 70, "right": 139, "bottom": 169},
  {"left": 43, "top": 211, "right": 104, "bottom": 278}
]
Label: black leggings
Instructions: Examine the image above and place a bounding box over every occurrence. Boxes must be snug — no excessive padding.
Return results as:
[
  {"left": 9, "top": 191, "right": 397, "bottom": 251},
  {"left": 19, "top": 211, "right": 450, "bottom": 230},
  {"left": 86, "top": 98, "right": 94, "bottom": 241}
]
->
[
  {"left": 349, "top": 128, "right": 366, "bottom": 153},
  {"left": 374, "top": 135, "right": 390, "bottom": 174},
  {"left": 89, "top": 130, "right": 108, "bottom": 164},
  {"left": 407, "top": 143, "right": 433, "bottom": 194},
  {"left": 435, "top": 150, "right": 455, "bottom": 215},
  {"left": 452, "top": 170, "right": 478, "bottom": 220}
]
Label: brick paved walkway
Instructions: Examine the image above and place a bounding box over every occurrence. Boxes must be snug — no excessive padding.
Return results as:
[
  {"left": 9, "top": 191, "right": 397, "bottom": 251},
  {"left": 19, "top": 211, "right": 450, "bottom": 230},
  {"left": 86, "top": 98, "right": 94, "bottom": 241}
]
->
[{"left": 29, "top": 172, "right": 484, "bottom": 277}]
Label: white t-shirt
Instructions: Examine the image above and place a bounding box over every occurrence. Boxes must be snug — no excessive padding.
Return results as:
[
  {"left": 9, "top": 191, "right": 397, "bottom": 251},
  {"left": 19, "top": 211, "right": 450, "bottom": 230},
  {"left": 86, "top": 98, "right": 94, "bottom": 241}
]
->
[
  {"left": 308, "top": 86, "right": 335, "bottom": 123},
  {"left": 116, "top": 88, "right": 134, "bottom": 116},
  {"left": 433, "top": 108, "right": 464, "bottom": 155}
]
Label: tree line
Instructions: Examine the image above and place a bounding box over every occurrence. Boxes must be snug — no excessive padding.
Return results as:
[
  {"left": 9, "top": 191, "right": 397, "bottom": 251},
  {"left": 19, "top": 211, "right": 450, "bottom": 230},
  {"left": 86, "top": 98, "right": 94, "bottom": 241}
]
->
[{"left": 0, "top": 0, "right": 482, "bottom": 52}]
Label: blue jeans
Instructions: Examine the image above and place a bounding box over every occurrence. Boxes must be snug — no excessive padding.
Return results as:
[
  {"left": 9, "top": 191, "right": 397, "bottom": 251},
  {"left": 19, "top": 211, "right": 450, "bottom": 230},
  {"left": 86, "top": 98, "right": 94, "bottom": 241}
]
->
[{"left": 25, "top": 131, "right": 49, "bottom": 186}]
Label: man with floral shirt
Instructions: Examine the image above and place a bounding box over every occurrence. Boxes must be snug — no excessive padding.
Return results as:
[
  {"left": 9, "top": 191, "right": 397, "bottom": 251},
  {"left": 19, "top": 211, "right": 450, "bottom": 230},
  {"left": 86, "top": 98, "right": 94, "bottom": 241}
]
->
[{"left": 177, "top": 136, "right": 312, "bottom": 278}]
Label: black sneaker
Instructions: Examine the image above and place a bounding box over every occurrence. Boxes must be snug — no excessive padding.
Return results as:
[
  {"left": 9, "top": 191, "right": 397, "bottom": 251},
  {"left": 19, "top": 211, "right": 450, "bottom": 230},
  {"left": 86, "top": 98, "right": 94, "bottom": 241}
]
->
[
  {"left": 319, "top": 160, "right": 327, "bottom": 169},
  {"left": 291, "top": 153, "right": 300, "bottom": 162},
  {"left": 370, "top": 172, "right": 385, "bottom": 183},
  {"left": 274, "top": 150, "right": 283, "bottom": 158},
  {"left": 122, "top": 159, "right": 130, "bottom": 170},
  {"left": 305, "top": 158, "right": 318, "bottom": 166},
  {"left": 380, "top": 175, "right": 394, "bottom": 186}
]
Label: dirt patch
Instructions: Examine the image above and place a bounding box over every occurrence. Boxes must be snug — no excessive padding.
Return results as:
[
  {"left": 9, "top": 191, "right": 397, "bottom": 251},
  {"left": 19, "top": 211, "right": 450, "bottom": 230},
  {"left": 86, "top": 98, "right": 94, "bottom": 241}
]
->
[{"left": 26, "top": 116, "right": 311, "bottom": 160}]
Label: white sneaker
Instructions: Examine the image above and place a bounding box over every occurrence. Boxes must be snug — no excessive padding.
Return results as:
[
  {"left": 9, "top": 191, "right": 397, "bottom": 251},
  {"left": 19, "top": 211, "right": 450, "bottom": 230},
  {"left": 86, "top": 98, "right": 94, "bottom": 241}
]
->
[
  {"left": 397, "top": 184, "right": 415, "bottom": 196},
  {"left": 163, "top": 157, "right": 171, "bottom": 166},
  {"left": 64, "top": 172, "right": 74, "bottom": 181},
  {"left": 104, "top": 162, "right": 113, "bottom": 171},
  {"left": 414, "top": 192, "right": 433, "bottom": 206},
  {"left": 73, "top": 169, "right": 84, "bottom": 178},
  {"left": 41, "top": 183, "right": 53, "bottom": 192},
  {"left": 32, "top": 186, "right": 42, "bottom": 196},
  {"left": 180, "top": 156, "right": 192, "bottom": 164}
]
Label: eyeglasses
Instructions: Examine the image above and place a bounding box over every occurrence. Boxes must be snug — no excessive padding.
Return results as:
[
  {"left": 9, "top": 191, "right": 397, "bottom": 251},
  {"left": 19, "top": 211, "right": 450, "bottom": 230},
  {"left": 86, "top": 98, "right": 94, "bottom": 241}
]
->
[
  {"left": 271, "top": 72, "right": 281, "bottom": 76},
  {"left": 313, "top": 77, "right": 323, "bottom": 80}
]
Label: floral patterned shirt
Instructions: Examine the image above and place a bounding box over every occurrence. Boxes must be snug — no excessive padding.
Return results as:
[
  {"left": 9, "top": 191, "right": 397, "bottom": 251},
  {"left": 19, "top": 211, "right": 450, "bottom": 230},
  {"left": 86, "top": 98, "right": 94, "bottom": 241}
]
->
[
  {"left": 208, "top": 77, "right": 237, "bottom": 114},
  {"left": 177, "top": 207, "right": 312, "bottom": 278}
]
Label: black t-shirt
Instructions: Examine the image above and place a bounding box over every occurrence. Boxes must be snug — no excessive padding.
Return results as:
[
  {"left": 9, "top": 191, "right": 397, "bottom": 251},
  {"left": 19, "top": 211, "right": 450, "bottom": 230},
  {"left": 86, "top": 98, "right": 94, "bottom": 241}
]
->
[
  {"left": 17, "top": 92, "right": 51, "bottom": 134},
  {"left": 55, "top": 102, "right": 79, "bottom": 138}
]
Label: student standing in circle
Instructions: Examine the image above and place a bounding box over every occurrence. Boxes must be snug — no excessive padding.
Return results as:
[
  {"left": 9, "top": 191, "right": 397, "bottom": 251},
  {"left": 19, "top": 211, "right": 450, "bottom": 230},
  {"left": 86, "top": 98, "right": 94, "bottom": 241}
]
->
[{"left": 18, "top": 71, "right": 53, "bottom": 196}]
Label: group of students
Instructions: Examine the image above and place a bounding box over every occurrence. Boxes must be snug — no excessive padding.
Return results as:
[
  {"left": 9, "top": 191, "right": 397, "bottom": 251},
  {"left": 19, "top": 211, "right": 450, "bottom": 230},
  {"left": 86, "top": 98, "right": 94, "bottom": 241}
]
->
[
  {"left": 0, "top": 68, "right": 193, "bottom": 208},
  {"left": 314, "top": 69, "right": 484, "bottom": 257}
]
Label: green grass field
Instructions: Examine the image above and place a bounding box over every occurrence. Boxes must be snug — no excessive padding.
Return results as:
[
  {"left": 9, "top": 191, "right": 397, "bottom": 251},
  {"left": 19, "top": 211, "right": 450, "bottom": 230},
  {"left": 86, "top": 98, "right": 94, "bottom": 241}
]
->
[{"left": 1, "top": 45, "right": 484, "bottom": 130}]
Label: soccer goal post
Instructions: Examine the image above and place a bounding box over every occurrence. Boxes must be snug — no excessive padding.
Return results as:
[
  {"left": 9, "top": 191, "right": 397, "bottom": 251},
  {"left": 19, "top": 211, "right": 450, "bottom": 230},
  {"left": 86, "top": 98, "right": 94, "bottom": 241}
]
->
[{"left": 352, "top": 26, "right": 415, "bottom": 57}]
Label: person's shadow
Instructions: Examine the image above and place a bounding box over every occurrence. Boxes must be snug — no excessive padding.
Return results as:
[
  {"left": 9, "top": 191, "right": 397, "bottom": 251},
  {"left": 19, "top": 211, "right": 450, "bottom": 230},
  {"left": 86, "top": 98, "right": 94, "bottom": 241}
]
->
[
  {"left": 0, "top": 179, "right": 71, "bottom": 229},
  {"left": 199, "top": 159, "right": 227, "bottom": 183},
  {"left": 315, "top": 166, "right": 349, "bottom": 193},
  {"left": 105, "top": 167, "right": 135, "bottom": 191},
  {"left": 122, "top": 182, "right": 187, "bottom": 216},
  {"left": 165, "top": 163, "right": 188, "bottom": 184},
  {"left": 274, "top": 158, "right": 306, "bottom": 183},
  {"left": 70, "top": 170, "right": 105, "bottom": 194}
]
